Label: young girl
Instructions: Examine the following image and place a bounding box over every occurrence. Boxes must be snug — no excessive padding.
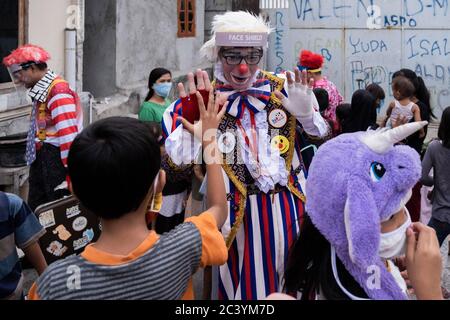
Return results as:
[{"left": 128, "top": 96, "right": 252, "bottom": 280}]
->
[
  {"left": 139, "top": 68, "right": 192, "bottom": 233},
  {"left": 139, "top": 68, "right": 172, "bottom": 123},
  {"left": 385, "top": 76, "right": 425, "bottom": 138}
]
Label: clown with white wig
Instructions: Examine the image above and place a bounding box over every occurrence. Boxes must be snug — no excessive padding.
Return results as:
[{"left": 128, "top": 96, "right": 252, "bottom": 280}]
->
[{"left": 162, "top": 11, "right": 329, "bottom": 300}]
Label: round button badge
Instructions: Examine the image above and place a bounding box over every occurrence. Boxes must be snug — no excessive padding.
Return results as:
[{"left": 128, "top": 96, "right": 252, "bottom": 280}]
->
[
  {"left": 271, "top": 135, "right": 290, "bottom": 155},
  {"left": 218, "top": 132, "right": 236, "bottom": 154},
  {"left": 268, "top": 109, "right": 287, "bottom": 128}
]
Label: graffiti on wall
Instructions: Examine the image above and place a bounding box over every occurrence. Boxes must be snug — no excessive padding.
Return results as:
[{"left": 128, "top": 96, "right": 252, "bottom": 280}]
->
[{"left": 266, "top": 0, "right": 450, "bottom": 119}]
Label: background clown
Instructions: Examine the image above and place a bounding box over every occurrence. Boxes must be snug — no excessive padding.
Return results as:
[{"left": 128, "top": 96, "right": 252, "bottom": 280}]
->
[
  {"left": 162, "top": 11, "right": 329, "bottom": 300},
  {"left": 298, "top": 50, "right": 344, "bottom": 126},
  {"left": 3, "top": 45, "right": 83, "bottom": 211}
]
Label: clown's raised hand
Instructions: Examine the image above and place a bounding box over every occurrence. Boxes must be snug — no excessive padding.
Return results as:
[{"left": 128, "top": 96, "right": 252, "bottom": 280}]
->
[
  {"left": 274, "top": 69, "right": 318, "bottom": 118},
  {"left": 177, "top": 69, "right": 212, "bottom": 124}
]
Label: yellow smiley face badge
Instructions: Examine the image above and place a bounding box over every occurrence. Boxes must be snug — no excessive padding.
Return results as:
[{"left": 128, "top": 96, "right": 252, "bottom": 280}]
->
[{"left": 271, "top": 135, "right": 290, "bottom": 154}]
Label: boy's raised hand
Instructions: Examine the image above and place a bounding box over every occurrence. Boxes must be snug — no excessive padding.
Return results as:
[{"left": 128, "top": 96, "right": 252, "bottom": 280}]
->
[
  {"left": 181, "top": 87, "right": 228, "bottom": 230},
  {"left": 181, "top": 89, "right": 228, "bottom": 144}
]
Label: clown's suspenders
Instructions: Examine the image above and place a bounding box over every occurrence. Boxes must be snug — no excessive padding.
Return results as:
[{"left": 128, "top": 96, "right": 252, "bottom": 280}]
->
[{"left": 36, "top": 78, "right": 66, "bottom": 141}]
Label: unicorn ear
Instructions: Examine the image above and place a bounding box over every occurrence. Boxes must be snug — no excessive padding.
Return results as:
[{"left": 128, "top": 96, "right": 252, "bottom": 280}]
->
[{"left": 344, "top": 177, "right": 380, "bottom": 267}]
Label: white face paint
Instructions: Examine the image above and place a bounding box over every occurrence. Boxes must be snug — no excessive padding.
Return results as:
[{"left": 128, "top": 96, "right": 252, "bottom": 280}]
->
[
  {"left": 378, "top": 207, "right": 412, "bottom": 259},
  {"left": 219, "top": 47, "right": 262, "bottom": 90}
]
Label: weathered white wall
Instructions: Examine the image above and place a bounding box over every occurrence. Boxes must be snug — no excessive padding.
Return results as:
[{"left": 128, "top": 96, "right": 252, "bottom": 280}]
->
[
  {"left": 115, "top": 0, "right": 205, "bottom": 90},
  {"left": 204, "top": 0, "right": 233, "bottom": 42},
  {"left": 83, "top": 0, "right": 117, "bottom": 98},
  {"left": 28, "top": 0, "right": 72, "bottom": 77},
  {"left": 1, "top": 0, "right": 83, "bottom": 137},
  {"left": 84, "top": 0, "right": 206, "bottom": 120},
  {"left": 265, "top": 0, "right": 450, "bottom": 120}
]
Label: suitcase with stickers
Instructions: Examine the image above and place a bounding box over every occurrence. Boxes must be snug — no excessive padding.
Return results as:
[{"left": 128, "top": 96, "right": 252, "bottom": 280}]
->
[{"left": 34, "top": 195, "right": 101, "bottom": 264}]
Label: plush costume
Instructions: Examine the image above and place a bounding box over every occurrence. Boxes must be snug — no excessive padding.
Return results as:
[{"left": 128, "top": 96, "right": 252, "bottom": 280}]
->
[
  {"left": 305, "top": 121, "right": 427, "bottom": 299},
  {"left": 162, "top": 11, "right": 329, "bottom": 300}
]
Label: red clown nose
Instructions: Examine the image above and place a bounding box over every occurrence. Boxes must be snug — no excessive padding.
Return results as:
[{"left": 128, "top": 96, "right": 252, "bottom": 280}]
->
[{"left": 238, "top": 64, "right": 249, "bottom": 74}]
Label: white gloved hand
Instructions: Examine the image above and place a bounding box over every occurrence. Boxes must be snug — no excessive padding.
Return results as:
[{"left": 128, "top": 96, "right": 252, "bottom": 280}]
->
[{"left": 274, "top": 69, "right": 317, "bottom": 118}]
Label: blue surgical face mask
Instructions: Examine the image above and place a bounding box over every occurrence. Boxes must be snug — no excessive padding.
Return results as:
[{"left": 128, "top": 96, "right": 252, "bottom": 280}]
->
[{"left": 153, "top": 82, "right": 172, "bottom": 98}]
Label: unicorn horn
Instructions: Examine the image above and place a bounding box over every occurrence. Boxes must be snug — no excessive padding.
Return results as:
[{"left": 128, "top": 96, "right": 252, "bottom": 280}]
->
[{"left": 361, "top": 121, "right": 428, "bottom": 154}]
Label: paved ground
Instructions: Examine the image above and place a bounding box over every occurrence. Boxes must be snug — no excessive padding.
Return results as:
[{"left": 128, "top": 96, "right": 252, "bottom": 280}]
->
[
  {"left": 23, "top": 180, "right": 450, "bottom": 299},
  {"left": 23, "top": 237, "right": 450, "bottom": 300}
]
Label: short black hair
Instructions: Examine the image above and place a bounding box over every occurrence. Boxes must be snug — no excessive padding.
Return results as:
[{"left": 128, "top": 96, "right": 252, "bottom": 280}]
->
[
  {"left": 365, "top": 83, "right": 385, "bottom": 101},
  {"left": 336, "top": 103, "right": 351, "bottom": 123},
  {"left": 438, "top": 106, "right": 450, "bottom": 149},
  {"left": 146, "top": 121, "right": 164, "bottom": 146},
  {"left": 21, "top": 61, "right": 48, "bottom": 71},
  {"left": 342, "top": 90, "right": 377, "bottom": 133},
  {"left": 68, "top": 117, "right": 161, "bottom": 219},
  {"left": 34, "top": 62, "right": 48, "bottom": 70},
  {"left": 313, "top": 88, "right": 329, "bottom": 113}
]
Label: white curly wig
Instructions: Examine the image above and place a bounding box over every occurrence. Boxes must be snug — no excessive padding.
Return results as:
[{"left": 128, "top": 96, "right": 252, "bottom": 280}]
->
[{"left": 200, "top": 11, "right": 272, "bottom": 62}]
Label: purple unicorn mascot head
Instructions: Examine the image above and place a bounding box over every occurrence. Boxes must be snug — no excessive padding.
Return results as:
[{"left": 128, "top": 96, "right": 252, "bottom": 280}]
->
[{"left": 305, "top": 121, "right": 427, "bottom": 300}]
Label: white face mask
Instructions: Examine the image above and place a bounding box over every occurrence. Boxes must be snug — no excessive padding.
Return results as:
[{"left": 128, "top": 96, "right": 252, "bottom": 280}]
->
[{"left": 378, "top": 208, "right": 412, "bottom": 259}]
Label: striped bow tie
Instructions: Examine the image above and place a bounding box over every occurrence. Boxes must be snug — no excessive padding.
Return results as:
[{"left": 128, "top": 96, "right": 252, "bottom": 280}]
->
[{"left": 216, "top": 79, "right": 271, "bottom": 118}]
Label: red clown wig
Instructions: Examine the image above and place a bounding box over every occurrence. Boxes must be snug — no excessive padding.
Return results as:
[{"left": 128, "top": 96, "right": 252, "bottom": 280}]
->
[
  {"left": 2, "top": 44, "right": 51, "bottom": 67},
  {"left": 298, "top": 50, "right": 324, "bottom": 73}
]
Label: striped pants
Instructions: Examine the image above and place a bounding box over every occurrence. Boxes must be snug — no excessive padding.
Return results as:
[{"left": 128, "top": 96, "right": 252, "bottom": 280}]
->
[{"left": 218, "top": 184, "right": 305, "bottom": 300}]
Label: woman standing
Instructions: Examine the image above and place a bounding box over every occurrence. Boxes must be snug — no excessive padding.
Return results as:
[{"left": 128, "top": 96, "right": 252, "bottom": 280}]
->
[
  {"left": 140, "top": 67, "right": 192, "bottom": 234},
  {"left": 139, "top": 68, "right": 172, "bottom": 123},
  {"left": 391, "top": 69, "right": 433, "bottom": 152},
  {"left": 392, "top": 69, "right": 434, "bottom": 222},
  {"left": 421, "top": 106, "right": 450, "bottom": 247}
]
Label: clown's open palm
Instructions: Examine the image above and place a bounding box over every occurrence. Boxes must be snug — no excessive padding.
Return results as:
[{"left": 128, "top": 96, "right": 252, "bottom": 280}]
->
[{"left": 274, "top": 69, "right": 318, "bottom": 118}]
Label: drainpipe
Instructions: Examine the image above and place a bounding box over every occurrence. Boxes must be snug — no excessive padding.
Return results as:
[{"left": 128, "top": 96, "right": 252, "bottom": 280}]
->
[{"left": 65, "top": 28, "right": 77, "bottom": 90}]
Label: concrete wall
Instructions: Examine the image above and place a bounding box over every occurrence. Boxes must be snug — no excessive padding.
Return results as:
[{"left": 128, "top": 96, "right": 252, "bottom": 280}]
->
[
  {"left": 74, "top": 0, "right": 85, "bottom": 92},
  {"left": 264, "top": 0, "right": 450, "bottom": 121},
  {"left": 83, "top": 0, "right": 117, "bottom": 98},
  {"left": 204, "top": 0, "right": 232, "bottom": 43},
  {"left": 28, "top": 0, "right": 72, "bottom": 77},
  {"left": 1, "top": 0, "right": 80, "bottom": 137},
  {"left": 115, "top": 0, "right": 205, "bottom": 90},
  {"left": 86, "top": 0, "right": 207, "bottom": 121}
]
